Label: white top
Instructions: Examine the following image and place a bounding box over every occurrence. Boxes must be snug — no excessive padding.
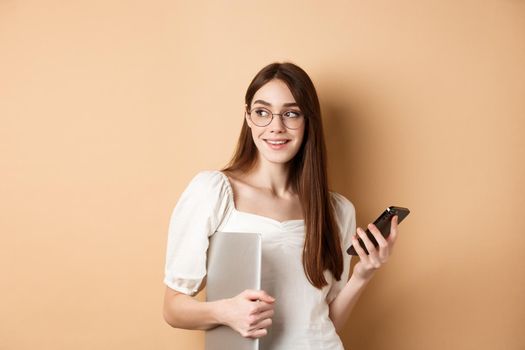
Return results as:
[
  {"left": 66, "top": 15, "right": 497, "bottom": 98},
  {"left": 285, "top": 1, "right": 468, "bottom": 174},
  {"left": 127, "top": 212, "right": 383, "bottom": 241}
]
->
[{"left": 164, "top": 171, "right": 356, "bottom": 350}]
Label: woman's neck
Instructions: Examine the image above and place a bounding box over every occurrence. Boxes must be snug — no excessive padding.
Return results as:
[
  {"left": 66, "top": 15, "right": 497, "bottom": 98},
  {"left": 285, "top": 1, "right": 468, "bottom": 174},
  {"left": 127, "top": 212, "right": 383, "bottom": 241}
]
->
[{"left": 247, "top": 159, "right": 292, "bottom": 198}]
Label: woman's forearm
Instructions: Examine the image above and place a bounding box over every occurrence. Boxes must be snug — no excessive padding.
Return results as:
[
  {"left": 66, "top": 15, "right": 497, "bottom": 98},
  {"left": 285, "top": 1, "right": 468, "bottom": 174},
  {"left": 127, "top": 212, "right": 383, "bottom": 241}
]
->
[
  {"left": 163, "top": 287, "right": 275, "bottom": 338},
  {"left": 329, "top": 274, "right": 373, "bottom": 332},
  {"left": 163, "top": 287, "right": 225, "bottom": 330}
]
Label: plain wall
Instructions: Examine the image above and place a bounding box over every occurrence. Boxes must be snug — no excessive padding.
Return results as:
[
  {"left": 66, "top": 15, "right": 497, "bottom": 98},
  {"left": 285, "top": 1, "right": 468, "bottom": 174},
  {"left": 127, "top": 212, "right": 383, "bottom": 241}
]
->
[{"left": 1, "top": 1, "right": 524, "bottom": 349}]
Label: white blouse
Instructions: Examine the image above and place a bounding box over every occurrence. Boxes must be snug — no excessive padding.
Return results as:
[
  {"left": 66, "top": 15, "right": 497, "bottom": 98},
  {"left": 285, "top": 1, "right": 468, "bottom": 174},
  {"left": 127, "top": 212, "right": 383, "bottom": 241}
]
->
[{"left": 164, "top": 170, "right": 356, "bottom": 350}]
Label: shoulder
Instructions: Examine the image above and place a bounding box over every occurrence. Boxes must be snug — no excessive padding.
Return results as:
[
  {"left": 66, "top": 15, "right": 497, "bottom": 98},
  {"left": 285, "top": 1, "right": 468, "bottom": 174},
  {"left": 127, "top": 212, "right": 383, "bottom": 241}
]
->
[
  {"left": 182, "top": 170, "right": 233, "bottom": 200},
  {"left": 187, "top": 170, "right": 229, "bottom": 190},
  {"left": 330, "top": 192, "right": 356, "bottom": 241},
  {"left": 330, "top": 192, "right": 355, "bottom": 218}
]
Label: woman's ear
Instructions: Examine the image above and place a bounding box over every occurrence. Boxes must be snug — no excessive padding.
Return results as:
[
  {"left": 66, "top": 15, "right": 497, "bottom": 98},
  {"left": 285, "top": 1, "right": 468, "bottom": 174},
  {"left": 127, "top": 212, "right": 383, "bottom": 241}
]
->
[{"left": 244, "top": 105, "right": 252, "bottom": 128}]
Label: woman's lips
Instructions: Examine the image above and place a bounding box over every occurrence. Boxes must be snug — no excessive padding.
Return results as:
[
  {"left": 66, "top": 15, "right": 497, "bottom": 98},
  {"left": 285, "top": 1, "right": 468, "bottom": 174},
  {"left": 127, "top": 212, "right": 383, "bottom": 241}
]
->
[{"left": 264, "top": 139, "right": 290, "bottom": 150}]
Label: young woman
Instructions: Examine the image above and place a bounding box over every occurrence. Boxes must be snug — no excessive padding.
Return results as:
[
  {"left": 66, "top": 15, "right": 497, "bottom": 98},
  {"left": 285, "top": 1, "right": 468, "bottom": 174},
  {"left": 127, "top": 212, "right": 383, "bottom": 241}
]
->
[{"left": 163, "top": 62, "right": 399, "bottom": 349}]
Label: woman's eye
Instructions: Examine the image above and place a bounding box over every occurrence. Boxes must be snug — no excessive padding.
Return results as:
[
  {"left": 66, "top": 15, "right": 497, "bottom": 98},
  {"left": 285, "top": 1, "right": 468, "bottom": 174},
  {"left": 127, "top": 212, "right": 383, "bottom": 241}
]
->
[
  {"left": 255, "top": 109, "right": 270, "bottom": 117},
  {"left": 284, "top": 111, "right": 301, "bottom": 118}
]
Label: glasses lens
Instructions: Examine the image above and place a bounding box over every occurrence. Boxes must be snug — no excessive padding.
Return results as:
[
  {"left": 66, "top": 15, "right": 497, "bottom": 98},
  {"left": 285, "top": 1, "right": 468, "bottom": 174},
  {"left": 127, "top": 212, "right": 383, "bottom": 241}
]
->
[
  {"left": 249, "top": 108, "right": 272, "bottom": 127},
  {"left": 282, "top": 110, "right": 304, "bottom": 129}
]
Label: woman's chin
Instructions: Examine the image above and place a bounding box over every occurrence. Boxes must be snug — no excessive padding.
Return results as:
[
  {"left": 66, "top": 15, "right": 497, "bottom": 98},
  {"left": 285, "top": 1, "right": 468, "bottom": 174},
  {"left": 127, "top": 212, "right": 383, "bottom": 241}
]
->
[{"left": 260, "top": 153, "right": 296, "bottom": 165}]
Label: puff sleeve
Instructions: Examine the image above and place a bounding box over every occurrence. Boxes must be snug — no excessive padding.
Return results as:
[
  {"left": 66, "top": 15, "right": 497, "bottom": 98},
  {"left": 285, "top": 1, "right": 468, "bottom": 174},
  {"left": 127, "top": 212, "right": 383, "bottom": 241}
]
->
[
  {"left": 326, "top": 192, "right": 356, "bottom": 304},
  {"left": 163, "top": 171, "right": 233, "bottom": 296}
]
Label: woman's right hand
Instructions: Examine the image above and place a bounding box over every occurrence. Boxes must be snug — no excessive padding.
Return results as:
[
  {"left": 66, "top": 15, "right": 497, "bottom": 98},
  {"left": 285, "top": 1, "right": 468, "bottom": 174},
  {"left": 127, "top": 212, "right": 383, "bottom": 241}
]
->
[{"left": 220, "top": 289, "right": 275, "bottom": 338}]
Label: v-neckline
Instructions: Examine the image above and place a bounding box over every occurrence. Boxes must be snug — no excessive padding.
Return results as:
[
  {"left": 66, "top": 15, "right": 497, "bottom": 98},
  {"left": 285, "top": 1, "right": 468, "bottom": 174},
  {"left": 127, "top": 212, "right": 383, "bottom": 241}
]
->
[{"left": 216, "top": 171, "right": 305, "bottom": 226}]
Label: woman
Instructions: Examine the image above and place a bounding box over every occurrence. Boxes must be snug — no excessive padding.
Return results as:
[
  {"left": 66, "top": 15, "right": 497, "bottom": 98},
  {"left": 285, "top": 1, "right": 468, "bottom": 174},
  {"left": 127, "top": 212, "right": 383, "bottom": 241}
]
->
[{"left": 163, "top": 62, "right": 398, "bottom": 349}]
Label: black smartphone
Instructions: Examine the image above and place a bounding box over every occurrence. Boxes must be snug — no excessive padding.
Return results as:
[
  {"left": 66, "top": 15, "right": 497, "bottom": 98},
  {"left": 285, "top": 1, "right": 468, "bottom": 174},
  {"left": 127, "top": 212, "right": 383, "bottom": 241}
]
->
[{"left": 346, "top": 206, "right": 410, "bottom": 255}]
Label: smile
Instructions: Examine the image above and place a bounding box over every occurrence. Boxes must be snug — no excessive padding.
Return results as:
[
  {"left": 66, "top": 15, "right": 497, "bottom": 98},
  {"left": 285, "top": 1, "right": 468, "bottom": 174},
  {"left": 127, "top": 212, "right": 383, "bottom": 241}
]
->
[
  {"left": 264, "top": 139, "right": 291, "bottom": 149},
  {"left": 266, "top": 140, "right": 289, "bottom": 145}
]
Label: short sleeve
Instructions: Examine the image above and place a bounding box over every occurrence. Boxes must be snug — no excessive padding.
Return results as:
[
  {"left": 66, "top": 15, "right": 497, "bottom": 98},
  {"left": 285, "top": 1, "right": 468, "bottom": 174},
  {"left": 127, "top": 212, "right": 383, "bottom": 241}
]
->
[
  {"left": 163, "top": 171, "right": 233, "bottom": 295},
  {"left": 326, "top": 192, "right": 356, "bottom": 304}
]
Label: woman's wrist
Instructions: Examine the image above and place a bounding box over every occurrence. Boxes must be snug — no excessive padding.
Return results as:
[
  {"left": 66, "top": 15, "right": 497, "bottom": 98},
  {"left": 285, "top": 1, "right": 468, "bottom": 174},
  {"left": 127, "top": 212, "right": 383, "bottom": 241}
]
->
[
  {"left": 349, "top": 271, "right": 375, "bottom": 287},
  {"left": 210, "top": 298, "right": 231, "bottom": 327}
]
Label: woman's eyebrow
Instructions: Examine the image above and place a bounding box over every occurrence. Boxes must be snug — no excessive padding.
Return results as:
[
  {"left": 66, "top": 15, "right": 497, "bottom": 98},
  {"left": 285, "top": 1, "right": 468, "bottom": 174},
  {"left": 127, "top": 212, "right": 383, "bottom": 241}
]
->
[{"left": 253, "top": 99, "right": 299, "bottom": 107}]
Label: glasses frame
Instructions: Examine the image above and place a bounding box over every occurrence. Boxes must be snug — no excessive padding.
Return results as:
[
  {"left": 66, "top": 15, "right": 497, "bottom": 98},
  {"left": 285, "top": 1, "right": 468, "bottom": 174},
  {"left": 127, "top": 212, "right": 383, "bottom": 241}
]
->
[{"left": 246, "top": 107, "right": 305, "bottom": 130}]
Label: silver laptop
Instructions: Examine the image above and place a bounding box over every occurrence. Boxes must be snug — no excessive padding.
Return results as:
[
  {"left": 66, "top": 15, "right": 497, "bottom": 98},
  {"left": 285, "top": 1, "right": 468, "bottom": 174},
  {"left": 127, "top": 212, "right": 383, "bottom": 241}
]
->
[{"left": 205, "top": 232, "right": 262, "bottom": 350}]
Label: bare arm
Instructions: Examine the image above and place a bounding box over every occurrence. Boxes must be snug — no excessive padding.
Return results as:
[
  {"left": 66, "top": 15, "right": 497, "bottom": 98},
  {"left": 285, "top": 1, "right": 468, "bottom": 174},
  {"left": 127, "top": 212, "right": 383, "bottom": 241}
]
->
[
  {"left": 163, "top": 287, "right": 275, "bottom": 338},
  {"left": 163, "top": 287, "right": 223, "bottom": 330},
  {"left": 329, "top": 216, "right": 399, "bottom": 331},
  {"left": 329, "top": 273, "right": 372, "bottom": 331}
]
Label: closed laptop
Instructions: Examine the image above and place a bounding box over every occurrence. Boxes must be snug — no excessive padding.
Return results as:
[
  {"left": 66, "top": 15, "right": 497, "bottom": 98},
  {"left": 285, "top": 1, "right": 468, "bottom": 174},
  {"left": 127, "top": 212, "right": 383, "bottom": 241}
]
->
[{"left": 205, "top": 231, "right": 262, "bottom": 350}]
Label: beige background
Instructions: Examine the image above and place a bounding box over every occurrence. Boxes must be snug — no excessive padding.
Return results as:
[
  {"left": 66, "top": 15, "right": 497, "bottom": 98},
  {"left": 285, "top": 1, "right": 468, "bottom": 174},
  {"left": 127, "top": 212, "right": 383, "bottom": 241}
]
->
[{"left": 1, "top": 1, "right": 524, "bottom": 349}]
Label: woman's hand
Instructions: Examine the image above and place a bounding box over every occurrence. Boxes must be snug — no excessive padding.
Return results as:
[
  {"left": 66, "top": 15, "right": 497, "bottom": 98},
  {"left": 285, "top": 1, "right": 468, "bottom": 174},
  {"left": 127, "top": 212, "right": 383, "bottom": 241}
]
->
[
  {"left": 219, "top": 289, "right": 275, "bottom": 338},
  {"left": 351, "top": 215, "right": 399, "bottom": 281}
]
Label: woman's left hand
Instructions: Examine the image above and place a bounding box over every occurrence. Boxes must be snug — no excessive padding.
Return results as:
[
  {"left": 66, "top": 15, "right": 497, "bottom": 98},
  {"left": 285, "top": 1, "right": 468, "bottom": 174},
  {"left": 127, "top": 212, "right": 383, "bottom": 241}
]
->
[{"left": 351, "top": 215, "right": 399, "bottom": 281}]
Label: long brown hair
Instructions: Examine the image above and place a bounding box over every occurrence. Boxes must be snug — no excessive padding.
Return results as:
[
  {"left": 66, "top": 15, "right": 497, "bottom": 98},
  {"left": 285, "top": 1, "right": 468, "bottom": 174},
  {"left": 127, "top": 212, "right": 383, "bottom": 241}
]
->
[{"left": 223, "top": 62, "right": 343, "bottom": 288}]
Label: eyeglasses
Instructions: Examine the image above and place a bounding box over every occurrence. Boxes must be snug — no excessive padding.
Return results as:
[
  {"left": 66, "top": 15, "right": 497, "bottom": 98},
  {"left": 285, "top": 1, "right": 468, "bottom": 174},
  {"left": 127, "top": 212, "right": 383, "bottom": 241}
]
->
[{"left": 246, "top": 107, "right": 305, "bottom": 129}]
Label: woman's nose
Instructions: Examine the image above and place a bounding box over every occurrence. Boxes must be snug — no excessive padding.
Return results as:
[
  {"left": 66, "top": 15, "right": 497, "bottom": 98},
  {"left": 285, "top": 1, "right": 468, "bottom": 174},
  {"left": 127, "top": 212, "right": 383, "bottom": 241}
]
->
[{"left": 269, "top": 114, "right": 286, "bottom": 132}]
